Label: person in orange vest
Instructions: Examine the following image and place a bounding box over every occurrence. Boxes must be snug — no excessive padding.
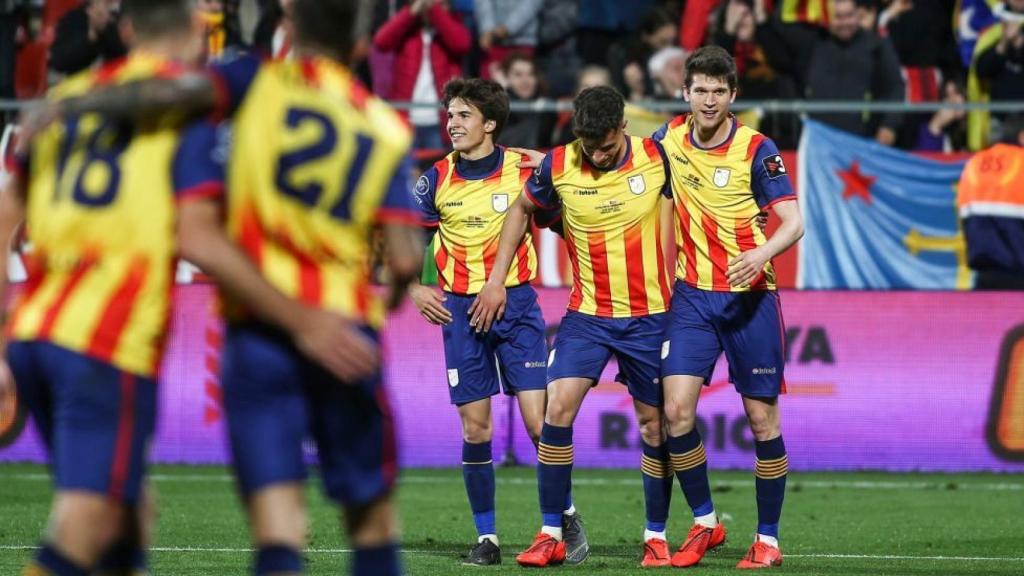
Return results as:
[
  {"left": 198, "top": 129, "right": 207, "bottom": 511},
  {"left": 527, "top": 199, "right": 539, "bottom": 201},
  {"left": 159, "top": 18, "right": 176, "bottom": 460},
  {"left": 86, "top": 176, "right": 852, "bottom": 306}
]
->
[{"left": 958, "top": 114, "right": 1024, "bottom": 289}]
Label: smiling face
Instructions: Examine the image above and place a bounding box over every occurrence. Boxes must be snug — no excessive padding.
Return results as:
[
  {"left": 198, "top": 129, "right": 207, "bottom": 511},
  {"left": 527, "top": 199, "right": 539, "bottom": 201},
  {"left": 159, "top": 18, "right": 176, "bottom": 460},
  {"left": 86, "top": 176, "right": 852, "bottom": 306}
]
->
[
  {"left": 506, "top": 58, "right": 538, "bottom": 99},
  {"left": 446, "top": 97, "right": 494, "bottom": 153},
  {"left": 684, "top": 73, "right": 736, "bottom": 135}
]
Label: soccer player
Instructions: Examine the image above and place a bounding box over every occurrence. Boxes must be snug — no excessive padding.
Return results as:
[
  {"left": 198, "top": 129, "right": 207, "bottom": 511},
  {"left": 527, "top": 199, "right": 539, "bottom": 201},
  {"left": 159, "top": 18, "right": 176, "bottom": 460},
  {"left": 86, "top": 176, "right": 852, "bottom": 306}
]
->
[
  {"left": 171, "top": 2, "right": 423, "bottom": 575},
  {"left": 472, "top": 85, "right": 677, "bottom": 568},
  {"left": 410, "top": 77, "right": 586, "bottom": 566},
  {"left": 0, "top": 3, "right": 204, "bottom": 575},
  {"left": 654, "top": 46, "right": 803, "bottom": 569}
]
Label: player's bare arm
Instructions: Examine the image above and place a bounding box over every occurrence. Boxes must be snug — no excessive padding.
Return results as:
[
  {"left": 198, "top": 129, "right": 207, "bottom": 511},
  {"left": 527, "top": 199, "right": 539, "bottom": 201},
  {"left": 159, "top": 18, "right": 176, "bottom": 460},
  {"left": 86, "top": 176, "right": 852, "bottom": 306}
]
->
[
  {"left": 727, "top": 199, "right": 803, "bottom": 288},
  {"left": 177, "top": 199, "right": 380, "bottom": 382},
  {"left": 380, "top": 221, "right": 425, "bottom": 311},
  {"left": 468, "top": 193, "right": 537, "bottom": 333},
  {"left": 0, "top": 174, "right": 25, "bottom": 405}
]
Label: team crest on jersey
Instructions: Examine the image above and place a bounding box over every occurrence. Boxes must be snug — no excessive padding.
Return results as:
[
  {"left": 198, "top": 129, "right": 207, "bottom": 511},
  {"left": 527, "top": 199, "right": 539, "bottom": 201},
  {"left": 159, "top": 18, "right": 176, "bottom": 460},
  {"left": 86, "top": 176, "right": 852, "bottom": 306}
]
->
[
  {"left": 627, "top": 175, "right": 647, "bottom": 195},
  {"left": 492, "top": 193, "right": 509, "bottom": 213},
  {"left": 415, "top": 175, "right": 430, "bottom": 195},
  {"left": 713, "top": 167, "right": 731, "bottom": 188}
]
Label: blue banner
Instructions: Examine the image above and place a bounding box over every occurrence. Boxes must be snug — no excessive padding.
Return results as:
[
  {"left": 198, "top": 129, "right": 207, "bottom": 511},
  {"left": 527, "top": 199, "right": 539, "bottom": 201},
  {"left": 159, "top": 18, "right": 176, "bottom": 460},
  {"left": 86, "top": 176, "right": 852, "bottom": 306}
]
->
[{"left": 797, "top": 120, "right": 971, "bottom": 289}]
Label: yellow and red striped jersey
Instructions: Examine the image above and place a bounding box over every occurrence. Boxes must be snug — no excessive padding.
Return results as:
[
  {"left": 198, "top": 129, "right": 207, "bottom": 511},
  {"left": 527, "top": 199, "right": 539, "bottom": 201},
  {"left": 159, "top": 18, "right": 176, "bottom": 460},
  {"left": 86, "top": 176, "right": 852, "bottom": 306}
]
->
[
  {"left": 177, "top": 55, "right": 417, "bottom": 329},
  {"left": 416, "top": 147, "right": 537, "bottom": 294},
  {"left": 653, "top": 114, "right": 796, "bottom": 292},
  {"left": 6, "top": 53, "right": 188, "bottom": 377},
  {"left": 525, "top": 136, "right": 672, "bottom": 318}
]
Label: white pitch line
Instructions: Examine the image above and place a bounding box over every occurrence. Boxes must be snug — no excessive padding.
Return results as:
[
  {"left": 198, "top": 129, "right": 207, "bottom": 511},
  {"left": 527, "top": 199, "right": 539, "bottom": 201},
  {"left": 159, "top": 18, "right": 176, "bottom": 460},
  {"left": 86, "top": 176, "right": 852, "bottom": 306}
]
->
[
  {"left": 1, "top": 472, "right": 1022, "bottom": 491},
  {"left": 0, "top": 545, "right": 1021, "bottom": 562}
]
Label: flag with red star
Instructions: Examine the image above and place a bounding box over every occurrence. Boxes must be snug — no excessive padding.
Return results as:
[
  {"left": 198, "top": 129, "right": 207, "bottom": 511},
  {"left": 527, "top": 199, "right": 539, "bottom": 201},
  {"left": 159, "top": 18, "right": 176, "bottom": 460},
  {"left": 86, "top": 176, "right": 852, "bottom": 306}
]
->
[{"left": 798, "top": 120, "right": 970, "bottom": 289}]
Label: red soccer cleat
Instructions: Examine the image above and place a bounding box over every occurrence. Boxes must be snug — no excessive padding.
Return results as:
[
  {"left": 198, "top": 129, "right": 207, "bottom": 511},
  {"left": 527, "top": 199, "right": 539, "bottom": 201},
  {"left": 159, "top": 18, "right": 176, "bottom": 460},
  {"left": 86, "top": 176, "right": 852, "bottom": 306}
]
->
[
  {"left": 670, "top": 522, "right": 727, "bottom": 568},
  {"left": 641, "top": 537, "right": 671, "bottom": 568},
  {"left": 736, "top": 540, "right": 783, "bottom": 569},
  {"left": 516, "top": 532, "right": 567, "bottom": 567}
]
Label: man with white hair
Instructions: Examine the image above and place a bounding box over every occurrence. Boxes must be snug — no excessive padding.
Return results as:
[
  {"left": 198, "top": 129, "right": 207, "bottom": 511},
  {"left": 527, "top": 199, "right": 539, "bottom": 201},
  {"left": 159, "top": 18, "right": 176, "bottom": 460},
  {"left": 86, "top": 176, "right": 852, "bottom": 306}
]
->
[{"left": 648, "top": 46, "right": 688, "bottom": 100}]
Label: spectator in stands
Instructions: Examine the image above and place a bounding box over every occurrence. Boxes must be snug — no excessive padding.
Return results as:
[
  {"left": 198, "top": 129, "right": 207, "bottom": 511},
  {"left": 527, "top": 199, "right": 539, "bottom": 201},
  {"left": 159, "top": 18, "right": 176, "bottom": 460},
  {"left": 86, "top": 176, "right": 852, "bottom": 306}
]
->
[
  {"left": 553, "top": 65, "right": 611, "bottom": 145},
  {"left": 373, "top": 0, "right": 472, "bottom": 150},
  {"left": 474, "top": 0, "right": 543, "bottom": 79},
  {"left": 755, "top": 0, "right": 904, "bottom": 145},
  {"left": 957, "top": 114, "right": 1024, "bottom": 289},
  {"left": 648, "top": 46, "right": 687, "bottom": 100},
  {"left": 196, "top": 0, "right": 244, "bottom": 62},
  {"left": 914, "top": 77, "right": 968, "bottom": 152},
  {"left": 49, "top": 0, "right": 127, "bottom": 76},
  {"left": 534, "top": 0, "right": 579, "bottom": 98},
  {"left": 496, "top": 52, "right": 556, "bottom": 148},
  {"left": 607, "top": 7, "right": 677, "bottom": 101},
  {"left": 577, "top": 0, "right": 658, "bottom": 65},
  {"left": 975, "top": 0, "right": 1024, "bottom": 123},
  {"left": 253, "top": 0, "right": 293, "bottom": 59}
]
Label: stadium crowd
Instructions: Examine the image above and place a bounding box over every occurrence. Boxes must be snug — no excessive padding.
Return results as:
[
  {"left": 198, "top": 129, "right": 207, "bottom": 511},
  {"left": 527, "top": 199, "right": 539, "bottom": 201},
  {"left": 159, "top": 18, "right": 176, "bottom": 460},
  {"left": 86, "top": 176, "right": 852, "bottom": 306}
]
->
[{"left": 3, "top": 0, "right": 1024, "bottom": 153}]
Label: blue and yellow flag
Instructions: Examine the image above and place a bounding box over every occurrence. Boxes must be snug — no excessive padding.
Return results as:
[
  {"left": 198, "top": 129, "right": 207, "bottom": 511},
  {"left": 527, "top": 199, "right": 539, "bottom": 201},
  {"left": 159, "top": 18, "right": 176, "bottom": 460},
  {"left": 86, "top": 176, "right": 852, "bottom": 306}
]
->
[{"left": 797, "top": 120, "right": 972, "bottom": 290}]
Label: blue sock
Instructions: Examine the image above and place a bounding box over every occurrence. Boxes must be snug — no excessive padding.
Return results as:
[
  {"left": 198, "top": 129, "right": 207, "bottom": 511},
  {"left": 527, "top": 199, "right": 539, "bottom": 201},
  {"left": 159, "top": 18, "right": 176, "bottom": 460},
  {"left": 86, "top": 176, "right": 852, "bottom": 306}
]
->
[
  {"left": 94, "top": 537, "right": 146, "bottom": 575},
  {"left": 462, "top": 440, "right": 496, "bottom": 537},
  {"left": 353, "top": 543, "right": 400, "bottom": 576},
  {"left": 255, "top": 545, "right": 302, "bottom": 575},
  {"left": 31, "top": 544, "right": 89, "bottom": 576},
  {"left": 537, "top": 423, "right": 573, "bottom": 528},
  {"left": 668, "top": 428, "right": 714, "bottom": 517},
  {"left": 641, "top": 441, "right": 673, "bottom": 532},
  {"left": 754, "top": 436, "right": 788, "bottom": 539}
]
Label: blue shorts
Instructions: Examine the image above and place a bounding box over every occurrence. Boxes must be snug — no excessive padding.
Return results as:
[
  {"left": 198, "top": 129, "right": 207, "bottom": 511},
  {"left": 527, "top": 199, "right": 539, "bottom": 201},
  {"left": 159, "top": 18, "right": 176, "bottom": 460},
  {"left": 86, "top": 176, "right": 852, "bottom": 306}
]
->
[
  {"left": 441, "top": 284, "right": 548, "bottom": 406},
  {"left": 7, "top": 341, "right": 157, "bottom": 505},
  {"left": 222, "top": 323, "right": 397, "bottom": 506},
  {"left": 662, "top": 282, "right": 786, "bottom": 397},
  {"left": 546, "top": 311, "right": 667, "bottom": 407}
]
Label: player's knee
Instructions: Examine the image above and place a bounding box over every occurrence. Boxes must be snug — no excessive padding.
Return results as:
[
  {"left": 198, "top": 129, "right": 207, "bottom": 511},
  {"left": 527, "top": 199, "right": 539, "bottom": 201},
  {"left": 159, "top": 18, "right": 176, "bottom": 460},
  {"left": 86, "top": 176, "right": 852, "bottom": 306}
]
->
[
  {"left": 746, "top": 411, "right": 779, "bottom": 441},
  {"left": 637, "top": 416, "right": 662, "bottom": 446},
  {"left": 346, "top": 496, "right": 396, "bottom": 547},
  {"left": 544, "top": 396, "right": 575, "bottom": 427},
  {"left": 53, "top": 494, "right": 126, "bottom": 556},
  {"left": 662, "top": 398, "right": 697, "bottom": 432},
  {"left": 461, "top": 416, "right": 493, "bottom": 444}
]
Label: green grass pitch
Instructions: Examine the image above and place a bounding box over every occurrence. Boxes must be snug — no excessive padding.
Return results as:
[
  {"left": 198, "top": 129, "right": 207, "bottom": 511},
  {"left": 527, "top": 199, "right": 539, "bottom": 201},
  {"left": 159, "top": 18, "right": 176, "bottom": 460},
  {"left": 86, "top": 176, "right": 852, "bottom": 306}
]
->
[{"left": 1, "top": 464, "right": 1022, "bottom": 575}]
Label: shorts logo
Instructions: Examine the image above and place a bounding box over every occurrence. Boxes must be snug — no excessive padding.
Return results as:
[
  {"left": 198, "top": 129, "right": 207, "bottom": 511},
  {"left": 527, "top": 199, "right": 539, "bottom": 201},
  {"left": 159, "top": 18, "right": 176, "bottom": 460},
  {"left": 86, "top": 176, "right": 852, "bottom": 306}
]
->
[
  {"left": 548, "top": 348, "right": 556, "bottom": 367},
  {"left": 524, "top": 361, "right": 546, "bottom": 368},
  {"left": 492, "top": 193, "right": 509, "bottom": 213},
  {"left": 628, "top": 175, "right": 647, "bottom": 195},
  {"left": 752, "top": 367, "right": 777, "bottom": 375},
  {"left": 762, "top": 154, "right": 787, "bottom": 179},
  {"left": 713, "top": 167, "right": 731, "bottom": 188},
  {"left": 661, "top": 340, "right": 670, "bottom": 360},
  {"left": 447, "top": 369, "right": 460, "bottom": 387}
]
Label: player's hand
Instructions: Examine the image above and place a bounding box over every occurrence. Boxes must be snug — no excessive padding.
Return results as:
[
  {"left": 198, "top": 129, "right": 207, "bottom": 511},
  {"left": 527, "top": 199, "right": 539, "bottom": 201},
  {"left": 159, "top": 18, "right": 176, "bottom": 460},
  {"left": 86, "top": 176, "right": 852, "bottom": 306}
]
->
[
  {"left": 755, "top": 211, "right": 768, "bottom": 232},
  {"left": 410, "top": 284, "right": 452, "bottom": 325},
  {"left": 727, "top": 247, "right": 769, "bottom": 288},
  {"left": 292, "top": 309, "right": 379, "bottom": 382},
  {"left": 467, "top": 280, "right": 506, "bottom": 334},
  {"left": 508, "top": 147, "right": 545, "bottom": 169},
  {"left": 14, "top": 102, "right": 62, "bottom": 157}
]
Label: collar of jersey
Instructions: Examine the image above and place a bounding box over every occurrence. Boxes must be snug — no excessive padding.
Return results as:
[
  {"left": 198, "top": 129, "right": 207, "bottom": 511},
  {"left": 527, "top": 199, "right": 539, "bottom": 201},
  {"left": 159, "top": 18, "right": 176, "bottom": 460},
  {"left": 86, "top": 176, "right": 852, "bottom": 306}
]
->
[
  {"left": 687, "top": 115, "right": 738, "bottom": 152},
  {"left": 453, "top": 146, "right": 504, "bottom": 181}
]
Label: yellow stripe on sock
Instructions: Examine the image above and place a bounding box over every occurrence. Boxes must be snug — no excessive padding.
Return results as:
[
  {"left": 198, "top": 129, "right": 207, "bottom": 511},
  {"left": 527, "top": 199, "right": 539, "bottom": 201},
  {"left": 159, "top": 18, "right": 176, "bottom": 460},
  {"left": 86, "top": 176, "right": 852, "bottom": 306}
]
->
[
  {"left": 641, "top": 454, "right": 672, "bottom": 478},
  {"left": 670, "top": 444, "right": 707, "bottom": 471},
  {"left": 755, "top": 455, "right": 789, "bottom": 479},
  {"left": 538, "top": 443, "right": 574, "bottom": 465}
]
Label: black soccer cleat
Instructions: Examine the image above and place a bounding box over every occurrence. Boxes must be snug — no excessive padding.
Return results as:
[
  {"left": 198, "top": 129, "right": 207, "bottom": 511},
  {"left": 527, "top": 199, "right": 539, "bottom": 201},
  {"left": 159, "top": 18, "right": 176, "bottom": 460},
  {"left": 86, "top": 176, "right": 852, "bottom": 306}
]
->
[
  {"left": 562, "top": 511, "right": 591, "bottom": 565},
  {"left": 463, "top": 538, "right": 502, "bottom": 566}
]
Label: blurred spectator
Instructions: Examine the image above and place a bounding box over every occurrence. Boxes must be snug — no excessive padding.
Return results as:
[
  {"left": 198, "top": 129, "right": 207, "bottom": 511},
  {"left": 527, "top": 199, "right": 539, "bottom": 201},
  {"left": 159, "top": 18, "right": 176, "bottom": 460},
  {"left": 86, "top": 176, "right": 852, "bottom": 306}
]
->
[
  {"left": 914, "top": 77, "right": 967, "bottom": 152},
  {"left": 553, "top": 65, "right": 611, "bottom": 145},
  {"left": 680, "top": 0, "right": 722, "bottom": 51},
  {"left": 577, "top": 0, "right": 658, "bottom": 65},
  {"left": 496, "top": 52, "right": 556, "bottom": 148},
  {"left": 373, "top": 0, "right": 472, "bottom": 150},
  {"left": 196, "top": 0, "right": 245, "bottom": 62},
  {"left": 975, "top": 1, "right": 1024, "bottom": 119},
  {"left": 957, "top": 114, "right": 1024, "bottom": 289},
  {"left": 607, "top": 7, "right": 677, "bottom": 101},
  {"left": 49, "top": 0, "right": 127, "bottom": 76},
  {"left": 474, "top": 0, "right": 543, "bottom": 78},
  {"left": 253, "top": 0, "right": 293, "bottom": 59},
  {"left": 877, "top": 0, "right": 962, "bottom": 149},
  {"left": 756, "top": 0, "right": 904, "bottom": 145},
  {"left": 535, "top": 0, "right": 581, "bottom": 98},
  {"left": 648, "top": 46, "right": 686, "bottom": 100}
]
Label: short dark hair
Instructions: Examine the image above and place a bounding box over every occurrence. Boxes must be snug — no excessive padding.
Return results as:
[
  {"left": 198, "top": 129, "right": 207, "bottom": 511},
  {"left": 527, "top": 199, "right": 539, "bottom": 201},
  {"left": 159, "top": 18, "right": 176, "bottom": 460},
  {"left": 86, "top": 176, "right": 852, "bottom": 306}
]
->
[
  {"left": 121, "top": 0, "right": 192, "bottom": 38},
  {"left": 573, "top": 86, "right": 624, "bottom": 141},
  {"left": 292, "top": 0, "right": 359, "bottom": 60},
  {"left": 639, "top": 7, "right": 676, "bottom": 36},
  {"left": 685, "top": 45, "right": 738, "bottom": 91},
  {"left": 442, "top": 78, "right": 510, "bottom": 139}
]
